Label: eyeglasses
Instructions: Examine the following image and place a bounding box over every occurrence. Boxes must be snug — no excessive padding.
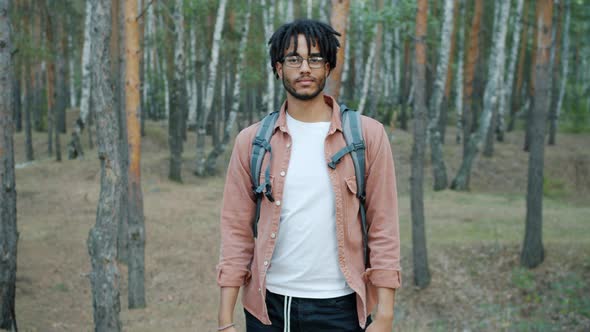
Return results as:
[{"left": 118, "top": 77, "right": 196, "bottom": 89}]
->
[{"left": 282, "top": 55, "right": 326, "bottom": 69}]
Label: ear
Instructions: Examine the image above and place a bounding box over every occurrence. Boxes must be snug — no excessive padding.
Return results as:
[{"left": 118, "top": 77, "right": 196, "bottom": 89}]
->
[
  {"left": 325, "top": 62, "right": 331, "bottom": 77},
  {"left": 276, "top": 61, "right": 284, "bottom": 79}
]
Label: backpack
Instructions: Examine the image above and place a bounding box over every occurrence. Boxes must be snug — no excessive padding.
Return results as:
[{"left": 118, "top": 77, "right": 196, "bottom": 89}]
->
[{"left": 249, "top": 104, "right": 369, "bottom": 267}]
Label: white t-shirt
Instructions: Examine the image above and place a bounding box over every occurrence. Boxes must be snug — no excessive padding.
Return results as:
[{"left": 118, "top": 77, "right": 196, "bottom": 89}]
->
[{"left": 265, "top": 112, "right": 353, "bottom": 298}]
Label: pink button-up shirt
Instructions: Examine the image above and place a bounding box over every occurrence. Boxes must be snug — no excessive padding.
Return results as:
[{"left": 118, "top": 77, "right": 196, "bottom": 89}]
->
[{"left": 216, "top": 95, "right": 401, "bottom": 328}]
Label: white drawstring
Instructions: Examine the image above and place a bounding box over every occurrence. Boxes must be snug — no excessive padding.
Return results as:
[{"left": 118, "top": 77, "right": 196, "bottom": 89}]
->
[{"left": 283, "top": 295, "right": 292, "bottom": 332}]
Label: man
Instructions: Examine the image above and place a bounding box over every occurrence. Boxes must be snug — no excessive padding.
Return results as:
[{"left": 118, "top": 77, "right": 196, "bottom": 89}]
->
[{"left": 216, "top": 19, "right": 401, "bottom": 332}]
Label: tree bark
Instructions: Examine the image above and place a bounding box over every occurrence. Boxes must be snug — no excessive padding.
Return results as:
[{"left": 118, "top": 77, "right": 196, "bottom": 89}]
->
[
  {"left": 509, "top": 0, "right": 529, "bottom": 132},
  {"left": 124, "top": 0, "right": 146, "bottom": 309},
  {"left": 0, "top": 0, "right": 18, "bottom": 328},
  {"left": 24, "top": 64, "right": 34, "bottom": 161},
  {"left": 428, "top": 0, "right": 454, "bottom": 191},
  {"left": 521, "top": 0, "right": 553, "bottom": 269},
  {"left": 455, "top": 0, "right": 465, "bottom": 144},
  {"left": 195, "top": 0, "right": 228, "bottom": 176},
  {"left": 548, "top": 0, "right": 570, "bottom": 145},
  {"left": 324, "top": 0, "right": 350, "bottom": 100},
  {"left": 206, "top": 0, "right": 252, "bottom": 175},
  {"left": 86, "top": 0, "right": 122, "bottom": 329},
  {"left": 366, "top": 0, "right": 385, "bottom": 118},
  {"left": 439, "top": 0, "right": 459, "bottom": 143},
  {"left": 451, "top": 0, "right": 511, "bottom": 190},
  {"left": 358, "top": 24, "right": 377, "bottom": 115},
  {"left": 411, "top": 0, "right": 431, "bottom": 289},
  {"left": 462, "top": 0, "right": 483, "bottom": 159},
  {"left": 498, "top": 0, "right": 525, "bottom": 142},
  {"left": 261, "top": 0, "right": 276, "bottom": 115},
  {"left": 69, "top": 0, "right": 93, "bottom": 159},
  {"left": 169, "top": 0, "right": 187, "bottom": 182}
]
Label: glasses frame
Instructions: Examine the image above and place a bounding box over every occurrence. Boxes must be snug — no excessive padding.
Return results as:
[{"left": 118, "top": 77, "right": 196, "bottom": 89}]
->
[{"left": 281, "top": 55, "right": 327, "bottom": 69}]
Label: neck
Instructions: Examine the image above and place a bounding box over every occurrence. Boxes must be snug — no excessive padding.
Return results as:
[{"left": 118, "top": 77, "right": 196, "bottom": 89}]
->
[{"left": 285, "top": 93, "right": 332, "bottom": 122}]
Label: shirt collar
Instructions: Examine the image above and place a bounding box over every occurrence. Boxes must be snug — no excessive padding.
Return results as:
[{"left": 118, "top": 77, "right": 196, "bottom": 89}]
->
[{"left": 274, "top": 95, "right": 342, "bottom": 134}]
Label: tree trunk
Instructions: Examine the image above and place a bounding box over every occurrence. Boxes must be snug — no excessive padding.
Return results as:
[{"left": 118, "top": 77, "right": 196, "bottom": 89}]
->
[
  {"left": 399, "top": 37, "right": 411, "bottom": 130},
  {"left": 411, "top": 0, "right": 431, "bottom": 289},
  {"left": 549, "top": 0, "right": 570, "bottom": 145},
  {"left": 521, "top": 0, "right": 552, "bottom": 269},
  {"left": 483, "top": 2, "right": 502, "bottom": 157},
  {"left": 169, "top": 0, "right": 186, "bottom": 182},
  {"left": 498, "top": 0, "right": 525, "bottom": 142},
  {"left": 509, "top": 0, "right": 529, "bottom": 132},
  {"left": 358, "top": 24, "right": 378, "bottom": 115},
  {"left": 86, "top": 0, "right": 122, "bottom": 330},
  {"left": 451, "top": 0, "right": 510, "bottom": 190},
  {"left": 0, "top": 0, "right": 18, "bottom": 328},
  {"left": 438, "top": 0, "right": 459, "bottom": 144},
  {"left": 261, "top": 0, "right": 276, "bottom": 115},
  {"left": 428, "top": 0, "right": 454, "bottom": 191},
  {"left": 45, "top": 6, "right": 56, "bottom": 160},
  {"left": 24, "top": 64, "right": 34, "bottom": 161},
  {"left": 69, "top": 0, "right": 93, "bottom": 159},
  {"left": 124, "top": 0, "right": 146, "bottom": 308},
  {"left": 206, "top": 0, "right": 252, "bottom": 175},
  {"left": 459, "top": 0, "right": 483, "bottom": 186},
  {"left": 366, "top": 0, "right": 385, "bottom": 118},
  {"left": 54, "top": 16, "right": 67, "bottom": 161},
  {"left": 195, "top": 0, "right": 228, "bottom": 176},
  {"left": 325, "top": 0, "right": 350, "bottom": 100},
  {"left": 525, "top": 2, "right": 540, "bottom": 152},
  {"left": 455, "top": 0, "right": 465, "bottom": 144}
]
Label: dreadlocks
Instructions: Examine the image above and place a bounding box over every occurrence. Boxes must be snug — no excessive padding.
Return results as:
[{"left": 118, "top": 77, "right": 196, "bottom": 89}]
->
[{"left": 268, "top": 19, "right": 341, "bottom": 79}]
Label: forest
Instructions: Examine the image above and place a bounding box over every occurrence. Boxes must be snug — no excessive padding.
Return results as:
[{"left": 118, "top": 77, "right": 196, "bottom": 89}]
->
[{"left": 0, "top": 0, "right": 589, "bottom": 331}]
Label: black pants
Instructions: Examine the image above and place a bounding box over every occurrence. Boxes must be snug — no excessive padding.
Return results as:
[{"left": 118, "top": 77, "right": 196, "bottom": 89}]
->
[{"left": 245, "top": 290, "right": 371, "bottom": 332}]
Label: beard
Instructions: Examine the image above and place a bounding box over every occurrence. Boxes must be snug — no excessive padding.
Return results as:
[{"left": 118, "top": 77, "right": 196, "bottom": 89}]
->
[{"left": 282, "top": 74, "right": 326, "bottom": 101}]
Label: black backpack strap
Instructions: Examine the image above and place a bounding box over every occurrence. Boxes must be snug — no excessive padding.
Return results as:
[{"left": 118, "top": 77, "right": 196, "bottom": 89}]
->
[
  {"left": 250, "top": 111, "right": 279, "bottom": 238},
  {"left": 328, "top": 104, "right": 369, "bottom": 268}
]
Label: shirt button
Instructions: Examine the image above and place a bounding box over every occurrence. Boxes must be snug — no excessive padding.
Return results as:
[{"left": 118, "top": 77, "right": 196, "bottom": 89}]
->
[
  {"left": 263, "top": 260, "right": 269, "bottom": 266},
  {"left": 280, "top": 171, "right": 286, "bottom": 177},
  {"left": 271, "top": 232, "right": 276, "bottom": 239},
  {"left": 275, "top": 200, "right": 281, "bottom": 206}
]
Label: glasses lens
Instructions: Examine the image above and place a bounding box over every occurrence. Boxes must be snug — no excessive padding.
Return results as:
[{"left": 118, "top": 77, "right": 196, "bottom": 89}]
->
[
  {"left": 284, "top": 56, "right": 302, "bottom": 68},
  {"left": 308, "top": 57, "right": 324, "bottom": 68}
]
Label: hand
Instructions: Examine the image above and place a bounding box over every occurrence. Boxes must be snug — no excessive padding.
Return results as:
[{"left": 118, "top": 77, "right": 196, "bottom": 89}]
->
[{"left": 365, "top": 313, "right": 393, "bottom": 332}]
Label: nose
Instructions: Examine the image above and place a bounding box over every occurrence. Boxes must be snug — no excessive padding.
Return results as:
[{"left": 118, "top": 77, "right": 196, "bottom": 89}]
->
[{"left": 299, "top": 59, "right": 312, "bottom": 73}]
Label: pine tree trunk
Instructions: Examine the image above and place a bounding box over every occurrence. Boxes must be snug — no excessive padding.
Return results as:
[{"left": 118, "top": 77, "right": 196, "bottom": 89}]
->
[
  {"left": 206, "top": 0, "right": 252, "bottom": 175},
  {"left": 45, "top": 5, "right": 56, "bottom": 159},
  {"left": 24, "top": 64, "right": 34, "bottom": 161},
  {"left": 195, "top": 0, "right": 228, "bottom": 176},
  {"left": 169, "top": 0, "right": 186, "bottom": 182},
  {"left": 125, "top": 0, "right": 146, "bottom": 308},
  {"left": 459, "top": 0, "right": 483, "bottom": 186},
  {"left": 0, "top": 0, "right": 18, "bottom": 328},
  {"left": 86, "top": 0, "right": 122, "bottom": 329},
  {"left": 521, "top": 0, "right": 552, "bottom": 269},
  {"left": 498, "top": 0, "right": 525, "bottom": 141},
  {"left": 54, "top": 16, "right": 67, "bottom": 161},
  {"left": 69, "top": 0, "right": 94, "bottom": 159},
  {"left": 399, "top": 38, "right": 410, "bottom": 130},
  {"left": 455, "top": 0, "right": 465, "bottom": 144},
  {"left": 325, "top": 0, "right": 350, "bottom": 100},
  {"left": 452, "top": 0, "right": 510, "bottom": 190},
  {"left": 549, "top": 0, "right": 570, "bottom": 145},
  {"left": 428, "top": 0, "right": 454, "bottom": 191},
  {"left": 411, "top": 0, "right": 431, "bottom": 289}
]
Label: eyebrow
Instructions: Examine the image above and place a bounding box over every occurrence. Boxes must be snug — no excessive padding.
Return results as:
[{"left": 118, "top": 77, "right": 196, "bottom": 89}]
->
[{"left": 285, "top": 52, "right": 323, "bottom": 57}]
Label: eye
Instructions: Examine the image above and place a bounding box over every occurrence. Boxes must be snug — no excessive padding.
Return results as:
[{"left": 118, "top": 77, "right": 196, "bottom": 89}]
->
[
  {"left": 285, "top": 57, "right": 300, "bottom": 65},
  {"left": 309, "top": 57, "right": 323, "bottom": 65}
]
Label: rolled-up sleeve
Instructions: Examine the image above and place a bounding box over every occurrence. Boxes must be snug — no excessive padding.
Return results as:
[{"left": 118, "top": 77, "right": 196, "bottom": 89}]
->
[
  {"left": 363, "top": 123, "right": 402, "bottom": 289},
  {"left": 216, "top": 128, "right": 257, "bottom": 287}
]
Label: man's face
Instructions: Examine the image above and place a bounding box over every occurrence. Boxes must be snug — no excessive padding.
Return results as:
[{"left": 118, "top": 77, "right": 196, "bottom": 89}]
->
[{"left": 276, "top": 34, "right": 330, "bottom": 101}]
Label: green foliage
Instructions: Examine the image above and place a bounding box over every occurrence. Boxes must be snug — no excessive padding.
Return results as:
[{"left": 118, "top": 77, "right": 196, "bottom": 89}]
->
[{"left": 511, "top": 267, "right": 536, "bottom": 291}]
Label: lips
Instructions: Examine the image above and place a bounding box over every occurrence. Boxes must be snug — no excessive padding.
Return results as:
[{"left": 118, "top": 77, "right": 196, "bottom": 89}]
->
[{"left": 296, "top": 77, "right": 315, "bottom": 83}]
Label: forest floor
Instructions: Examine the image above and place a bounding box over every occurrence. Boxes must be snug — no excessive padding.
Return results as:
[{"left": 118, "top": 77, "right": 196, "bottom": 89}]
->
[{"left": 11, "top": 113, "right": 590, "bottom": 332}]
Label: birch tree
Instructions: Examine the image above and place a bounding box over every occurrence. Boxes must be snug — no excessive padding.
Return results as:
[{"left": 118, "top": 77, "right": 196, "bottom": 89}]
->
[
  {"left": 69, "top": 0, "right": 93, "bottom": 159},
  {"left": 498, "top": 0, "right": 525, "bottom": 142},
  {"left": 0, "top": 0, "right": 18, "bottom": 328},
  {"left": 325, "top": 0, "right": 350, "bottom": 100},
  {"left": 261, "top": 0, "right": 276, "bottom": 115},
  {"left": 549, "top": 0, "right": 570, "bottom": 145},
  {"left": 428, "top": 0, "right": 454, "bottom": 191},
  {"left": 521, "top": 0, "right": 554, "bottom": 269},
  {"left": 366, "top": 0, "right": 385, "bottom": 118},
  {"left": 86, "top": 0, "right": 122, "bottom": 329},
  {"left": 205, "top": 0, "right": 252, "bottom": 175},
  {"left": 451, "top": 0, "right": 511, "bottom": 191},
  {"left": 125, "top": 0, "right": 146, "bottom": 308},
  {"left": 169, "top": 0, "right": 186, "bottom": 182},
  {"left": 411, "top": 0, "right": 431, "bottom": 289},
  {"left": 358, "top": 24, "right": 378, "bottom": 115},
  {"left": 195, "top": 0, "right": 228, "bottom": 176}
]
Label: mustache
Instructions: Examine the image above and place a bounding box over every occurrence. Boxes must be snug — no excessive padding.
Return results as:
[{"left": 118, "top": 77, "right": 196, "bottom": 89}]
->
[{"left": 295, "top": 76, "right": 316, "bottom": 82}]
